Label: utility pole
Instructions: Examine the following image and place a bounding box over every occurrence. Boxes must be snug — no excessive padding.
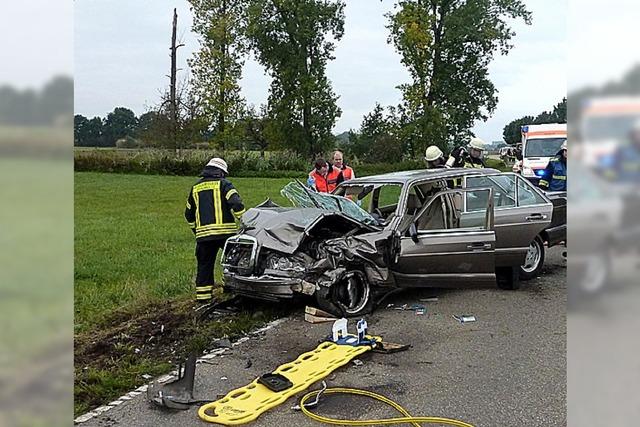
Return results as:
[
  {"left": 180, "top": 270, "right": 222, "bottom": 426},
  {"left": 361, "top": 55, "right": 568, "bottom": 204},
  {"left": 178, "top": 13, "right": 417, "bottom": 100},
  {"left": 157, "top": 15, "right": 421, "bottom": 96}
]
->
[{"left": 169, "top": 8, "right": 184, "bottom": 153}]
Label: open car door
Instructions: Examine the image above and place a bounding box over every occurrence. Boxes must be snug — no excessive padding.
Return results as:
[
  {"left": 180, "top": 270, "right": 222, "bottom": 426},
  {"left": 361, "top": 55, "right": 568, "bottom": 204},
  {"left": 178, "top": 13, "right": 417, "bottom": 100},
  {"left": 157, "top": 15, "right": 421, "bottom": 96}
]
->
[{"left": 392, "top": 188, "right": 496, "bottom": 287}]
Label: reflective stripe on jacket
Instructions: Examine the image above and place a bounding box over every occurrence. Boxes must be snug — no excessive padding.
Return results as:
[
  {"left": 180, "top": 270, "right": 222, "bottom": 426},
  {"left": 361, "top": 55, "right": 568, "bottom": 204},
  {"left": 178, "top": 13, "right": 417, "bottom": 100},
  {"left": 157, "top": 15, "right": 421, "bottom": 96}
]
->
[
  {"left": 539, "top": 156, "right": 567, "bottom": 191},
  {"left": 185, "top": 167, "right": 245, "bottom": 241}
]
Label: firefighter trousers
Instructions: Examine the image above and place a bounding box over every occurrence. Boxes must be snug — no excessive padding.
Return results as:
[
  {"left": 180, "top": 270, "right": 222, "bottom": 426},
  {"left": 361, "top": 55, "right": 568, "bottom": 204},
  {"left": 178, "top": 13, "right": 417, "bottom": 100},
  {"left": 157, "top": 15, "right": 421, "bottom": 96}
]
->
[{"left": 195, "top": 238, "right": 227, "bottom": 302}]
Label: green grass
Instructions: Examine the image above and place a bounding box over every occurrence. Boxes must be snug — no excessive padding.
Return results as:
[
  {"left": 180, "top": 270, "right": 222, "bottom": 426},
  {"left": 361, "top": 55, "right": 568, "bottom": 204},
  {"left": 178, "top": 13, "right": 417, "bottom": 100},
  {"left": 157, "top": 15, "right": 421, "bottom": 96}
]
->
[{"left": 74, "top": 173, "right": 294, "bottom": 331}]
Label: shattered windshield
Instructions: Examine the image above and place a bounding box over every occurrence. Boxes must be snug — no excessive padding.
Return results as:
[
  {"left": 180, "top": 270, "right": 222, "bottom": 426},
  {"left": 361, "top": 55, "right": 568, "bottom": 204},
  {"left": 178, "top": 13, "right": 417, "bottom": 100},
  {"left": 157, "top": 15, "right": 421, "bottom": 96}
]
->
[{"left": 281, "top": 181, "right": 379, "bottom": 227}]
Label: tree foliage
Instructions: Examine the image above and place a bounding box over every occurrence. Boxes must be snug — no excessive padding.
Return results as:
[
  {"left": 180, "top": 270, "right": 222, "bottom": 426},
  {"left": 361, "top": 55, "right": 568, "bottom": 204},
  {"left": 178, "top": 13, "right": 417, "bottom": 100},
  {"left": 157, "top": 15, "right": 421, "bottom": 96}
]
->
[
  {"left": 0, "top": 76, "right": 73, "bottom": 126},
  {"left": 247, "top": 0, "right": 345, "bottom": 158},
  {"left": 502, "top": 98, "right": 567, "bottom": 144},
  {"left": 103, "top": 107, "right": 138, "bottom": 146},
  {"left": 188, "top": 0, "right": 247, "bottom": 148},
  {"left": 387, "top": 0, "right": 531, "bottom": 154}
]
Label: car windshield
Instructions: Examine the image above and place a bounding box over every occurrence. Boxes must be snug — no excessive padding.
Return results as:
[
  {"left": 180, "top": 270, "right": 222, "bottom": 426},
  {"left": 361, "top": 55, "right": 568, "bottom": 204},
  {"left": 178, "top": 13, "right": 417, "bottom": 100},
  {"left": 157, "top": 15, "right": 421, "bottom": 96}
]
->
[
  {"left": 524, "top": 138, "right": 566, "bottom": 157},
  {"left": 280, "top": 181, "right": 379, "bottom": 227}
]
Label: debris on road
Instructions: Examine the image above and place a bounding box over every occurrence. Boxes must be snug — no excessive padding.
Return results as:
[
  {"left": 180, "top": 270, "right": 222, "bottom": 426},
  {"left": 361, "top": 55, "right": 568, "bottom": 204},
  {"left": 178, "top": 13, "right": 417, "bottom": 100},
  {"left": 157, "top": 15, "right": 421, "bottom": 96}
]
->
[
  {"left": 304, "top": 306, "right": 337, "bottom": 323},
  {"left": 420, "top": 296, "right": 439, "bottom": 302},
  {"left": 453, "top": 314, "right": 477, "bottom": 323},
  {"left": 352, "top": 359, "right": 364, "bottom": 367},
  {"left": 386, "top": 303, "right": 427, "bottom": 315}
]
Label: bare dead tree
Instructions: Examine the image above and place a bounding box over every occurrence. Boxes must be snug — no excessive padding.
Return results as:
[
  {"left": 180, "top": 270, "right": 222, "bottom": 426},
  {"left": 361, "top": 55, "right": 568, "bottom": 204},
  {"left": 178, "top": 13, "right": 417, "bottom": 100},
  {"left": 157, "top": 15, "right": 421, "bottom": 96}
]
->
[{"left": 169, "top": 8, "right": 185, "bottom": 153}]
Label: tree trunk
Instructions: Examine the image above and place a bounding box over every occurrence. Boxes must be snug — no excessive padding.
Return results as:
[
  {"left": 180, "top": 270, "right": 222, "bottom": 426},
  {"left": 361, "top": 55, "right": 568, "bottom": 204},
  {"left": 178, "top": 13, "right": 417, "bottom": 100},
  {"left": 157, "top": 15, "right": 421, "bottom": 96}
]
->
[
  {"left": 218, "top": 0, "right": 228, "bottom": 150},
  {"left": 170, "top": 8, "right": 178, "bottom": 154}
]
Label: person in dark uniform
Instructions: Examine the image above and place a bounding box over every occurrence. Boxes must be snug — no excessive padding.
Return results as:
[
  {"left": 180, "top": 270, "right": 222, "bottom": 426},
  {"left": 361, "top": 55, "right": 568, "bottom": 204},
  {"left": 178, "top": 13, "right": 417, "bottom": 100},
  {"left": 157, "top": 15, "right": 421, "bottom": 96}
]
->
[{"left": 185, "top": 157, "right": 245, "bottom": 304}]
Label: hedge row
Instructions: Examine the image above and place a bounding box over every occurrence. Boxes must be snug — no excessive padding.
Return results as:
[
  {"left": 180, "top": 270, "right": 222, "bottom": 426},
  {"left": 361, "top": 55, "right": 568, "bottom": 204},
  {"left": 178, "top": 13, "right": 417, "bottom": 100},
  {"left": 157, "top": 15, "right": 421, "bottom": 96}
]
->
[{"left": 74, "top": 149, "right": 508, "bottom": 178}]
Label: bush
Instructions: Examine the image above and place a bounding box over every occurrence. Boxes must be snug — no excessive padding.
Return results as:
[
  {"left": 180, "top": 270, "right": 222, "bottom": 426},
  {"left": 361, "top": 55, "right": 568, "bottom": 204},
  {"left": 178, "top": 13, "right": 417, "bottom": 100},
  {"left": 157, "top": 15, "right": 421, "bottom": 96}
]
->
[{"left": 74, "top": 148, "right": 509, "bottom": 177}]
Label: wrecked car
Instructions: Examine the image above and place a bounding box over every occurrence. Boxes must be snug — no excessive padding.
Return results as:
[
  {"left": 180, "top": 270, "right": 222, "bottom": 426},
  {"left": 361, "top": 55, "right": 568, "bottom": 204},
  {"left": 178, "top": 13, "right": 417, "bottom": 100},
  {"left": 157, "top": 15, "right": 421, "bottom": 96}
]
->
[{"left": 222, "top": 168, "right": 555, "bottom": 317}]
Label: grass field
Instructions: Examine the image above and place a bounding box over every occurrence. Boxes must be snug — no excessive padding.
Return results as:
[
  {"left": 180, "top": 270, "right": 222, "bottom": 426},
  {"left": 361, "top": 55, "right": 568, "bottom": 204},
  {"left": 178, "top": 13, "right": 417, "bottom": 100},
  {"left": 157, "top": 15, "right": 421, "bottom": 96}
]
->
[
  {"left": 75, "top": 173, "right": 296, "bottom": 331},
  {"left": 74, "top": 173, "right": 298, "bottom": 415}
]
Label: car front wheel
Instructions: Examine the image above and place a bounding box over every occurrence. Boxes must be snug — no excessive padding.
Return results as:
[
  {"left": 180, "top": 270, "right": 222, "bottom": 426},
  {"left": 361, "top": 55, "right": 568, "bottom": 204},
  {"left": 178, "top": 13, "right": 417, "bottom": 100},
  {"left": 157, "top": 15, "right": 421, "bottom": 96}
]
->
[
  {"left": 519, "top": 236, "right": 545, "bottom": 280},
  {"left": 316, "top": 270, "right": 374, "bottom": 317}
]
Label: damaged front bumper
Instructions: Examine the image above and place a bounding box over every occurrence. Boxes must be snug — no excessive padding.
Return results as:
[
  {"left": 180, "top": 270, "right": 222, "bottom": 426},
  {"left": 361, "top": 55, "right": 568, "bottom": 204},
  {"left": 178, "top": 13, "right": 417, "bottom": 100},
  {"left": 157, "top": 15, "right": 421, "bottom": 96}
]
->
[{"left": 223, "top": 272, "right": 317, "bottom": 302}]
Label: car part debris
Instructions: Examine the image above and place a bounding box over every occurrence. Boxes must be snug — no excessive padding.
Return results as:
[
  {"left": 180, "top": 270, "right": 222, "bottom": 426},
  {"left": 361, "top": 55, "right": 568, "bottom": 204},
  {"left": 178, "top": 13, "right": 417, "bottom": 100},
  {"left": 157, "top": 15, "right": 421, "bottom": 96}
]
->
[
  {"left": 304, "top": 306, "right": 337, "bottom": 324},
  {"left": 371, "top": 341, "right": 410, "bottom": 354},
  {"left": 453, "top": 314, "right": 477, "bottom": 323},
  {"left": 147, "top": 352, "right": 212, "bottom": 410},
  {"left": 420, "top": 296, "right": 439, "bottom": 302},
  {"left": 352, "top": 359, "right": 364, "bottom": 367},
  {"left": 198, "top": 318, "right": 380, "bottom": 425}
]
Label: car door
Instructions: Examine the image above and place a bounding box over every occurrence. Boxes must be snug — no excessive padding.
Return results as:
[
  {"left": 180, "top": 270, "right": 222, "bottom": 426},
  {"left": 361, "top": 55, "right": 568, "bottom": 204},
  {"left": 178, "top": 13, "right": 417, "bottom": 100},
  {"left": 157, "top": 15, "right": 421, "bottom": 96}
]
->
[
  {"left": 392, "top": 188, "right": 496, "bottom": 287},
  {"left": 464, "top": 173, "right": 553, "bottom": 267}
]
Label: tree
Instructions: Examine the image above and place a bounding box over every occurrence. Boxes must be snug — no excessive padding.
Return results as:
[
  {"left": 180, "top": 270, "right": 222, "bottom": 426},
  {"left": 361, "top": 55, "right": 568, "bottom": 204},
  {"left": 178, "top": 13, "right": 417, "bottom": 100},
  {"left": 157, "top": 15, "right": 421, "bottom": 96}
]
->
[
  {"left": 247, "top": 0, "right": 345, "bottom": 158},
  {"left": 502, "top": 98, "right": 567, "bottom": 144},
  {"left": 74, "top": 115, "right": 105, "bottom": 147},
  {"left": 349, "top": 103, "right": 403, "bottom": 162},
  {"left": 387, "top": 0, "right": 531, "bottom": 154},
  {"left": 188, "top": 0, "right": 247, "bottom": 149},
  {"left": 502, "top": 115, "right": 534, "bottom": 144},
  {"left": 103, "top": 107, "right": 138, "bottom": 146}
]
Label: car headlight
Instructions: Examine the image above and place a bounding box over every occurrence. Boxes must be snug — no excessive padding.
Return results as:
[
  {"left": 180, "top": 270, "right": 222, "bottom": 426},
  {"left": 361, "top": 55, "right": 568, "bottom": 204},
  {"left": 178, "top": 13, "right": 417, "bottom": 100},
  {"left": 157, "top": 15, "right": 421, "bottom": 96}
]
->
[{"left": 268, "top": 255, "right": 305, "bottom": 272}]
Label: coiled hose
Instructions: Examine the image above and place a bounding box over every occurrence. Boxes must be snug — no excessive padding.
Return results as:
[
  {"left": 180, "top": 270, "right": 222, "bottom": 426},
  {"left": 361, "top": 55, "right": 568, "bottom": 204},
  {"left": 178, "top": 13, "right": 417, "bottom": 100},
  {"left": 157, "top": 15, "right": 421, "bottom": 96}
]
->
[{"left": 299, "top": 386, "right": 475, "bottom": 427}]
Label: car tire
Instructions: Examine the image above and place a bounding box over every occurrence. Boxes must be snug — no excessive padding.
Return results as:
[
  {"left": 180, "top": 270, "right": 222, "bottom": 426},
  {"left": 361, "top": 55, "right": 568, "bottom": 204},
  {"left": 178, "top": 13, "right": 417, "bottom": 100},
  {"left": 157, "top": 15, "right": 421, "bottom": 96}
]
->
[
  {"left": 519, "top": 236, "right": 545, "bottom": 280},
  {"left": 316, "top": 270, "right": 374, "bottom": 318},
  {"left": 496, "top": 266, "right": 520, "bottom": 290}
]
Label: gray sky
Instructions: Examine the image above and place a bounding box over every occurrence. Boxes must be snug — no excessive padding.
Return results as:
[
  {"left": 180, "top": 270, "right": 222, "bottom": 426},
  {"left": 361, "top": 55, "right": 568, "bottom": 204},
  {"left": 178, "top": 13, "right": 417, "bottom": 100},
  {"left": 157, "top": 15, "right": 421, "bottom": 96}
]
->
[
  {"left": 75, "top": 0, "right": 567, "bottom": 142},
  {"left": 1, "top": 0, "right": 73, "bottom": 89}
]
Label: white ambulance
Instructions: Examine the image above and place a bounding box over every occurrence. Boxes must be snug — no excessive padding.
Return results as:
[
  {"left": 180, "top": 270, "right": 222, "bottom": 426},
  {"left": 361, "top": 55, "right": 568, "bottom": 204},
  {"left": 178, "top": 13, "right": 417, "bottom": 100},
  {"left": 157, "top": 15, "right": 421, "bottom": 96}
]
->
[{"left": 517, "top": 123, "right": 567, "bottom": 184}]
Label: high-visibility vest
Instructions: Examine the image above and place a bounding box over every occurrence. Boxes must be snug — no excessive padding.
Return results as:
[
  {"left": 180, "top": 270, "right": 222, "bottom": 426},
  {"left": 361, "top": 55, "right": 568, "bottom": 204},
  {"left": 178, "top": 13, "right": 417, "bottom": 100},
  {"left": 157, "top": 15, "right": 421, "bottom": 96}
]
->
[
  {"left": 340, "top": 165, "right": 355, "bottom": 180},
  {"left": 308, "top": 168, "right": 343, "bottom": 193}
]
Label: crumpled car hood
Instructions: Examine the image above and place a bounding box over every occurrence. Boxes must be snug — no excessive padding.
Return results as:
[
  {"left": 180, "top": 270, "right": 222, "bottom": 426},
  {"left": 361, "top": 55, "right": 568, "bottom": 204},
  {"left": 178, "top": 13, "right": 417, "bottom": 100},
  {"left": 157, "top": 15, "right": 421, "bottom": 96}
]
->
[{"left": 240, "top": 206, "right": 379, "bottom": 254}]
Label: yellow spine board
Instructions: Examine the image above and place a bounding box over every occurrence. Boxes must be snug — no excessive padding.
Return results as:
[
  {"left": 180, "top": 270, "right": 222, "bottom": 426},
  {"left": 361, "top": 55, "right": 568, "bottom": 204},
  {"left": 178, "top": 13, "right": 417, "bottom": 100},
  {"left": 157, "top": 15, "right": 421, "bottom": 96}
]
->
[{"left": 198, "top": 336, "right": 380, "bottom": 425}]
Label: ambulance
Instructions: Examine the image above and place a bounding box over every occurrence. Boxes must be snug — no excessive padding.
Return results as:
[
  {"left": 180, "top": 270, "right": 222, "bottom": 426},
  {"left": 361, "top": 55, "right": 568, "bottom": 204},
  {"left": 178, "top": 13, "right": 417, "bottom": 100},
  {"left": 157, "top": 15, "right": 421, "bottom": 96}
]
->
[{"left": 517, "top": 123, "right": 567, "bottom": 185}]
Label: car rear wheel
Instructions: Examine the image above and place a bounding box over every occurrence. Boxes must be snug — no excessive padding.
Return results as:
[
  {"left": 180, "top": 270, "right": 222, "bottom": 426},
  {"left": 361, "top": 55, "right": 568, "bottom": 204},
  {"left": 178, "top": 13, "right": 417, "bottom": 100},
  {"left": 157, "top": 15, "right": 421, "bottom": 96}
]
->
[
  {"left": 519, "top": 236, "right": 545, "bottom": 280},
  {"left": 316, "top": 270, "right": 374, "bottom": 317}
]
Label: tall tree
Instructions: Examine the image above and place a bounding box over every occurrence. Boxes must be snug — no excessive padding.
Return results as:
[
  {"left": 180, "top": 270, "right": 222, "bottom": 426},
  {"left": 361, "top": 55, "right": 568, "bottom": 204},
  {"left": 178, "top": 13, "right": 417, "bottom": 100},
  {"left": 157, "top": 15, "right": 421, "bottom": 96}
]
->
[
  {"left": 387, "top": 0, "right": 531, "bottom": 154},
  {"left": 103, "top": 107, "right": 138, "bottom": 146},
  {"left": 188, "top": 0, "right": 247, "bottom": 149},
  {"left": 247, "top": 0, "right": 345, "bottom": 158}
]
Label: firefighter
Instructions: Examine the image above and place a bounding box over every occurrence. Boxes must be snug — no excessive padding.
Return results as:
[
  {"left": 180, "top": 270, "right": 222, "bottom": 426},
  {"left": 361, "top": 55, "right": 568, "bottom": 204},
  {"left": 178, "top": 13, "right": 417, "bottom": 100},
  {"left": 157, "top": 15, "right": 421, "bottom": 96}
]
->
[
  {"left": 307, "top": 158, "right": 344, "bottom": 193},
  {"left": 539, "top": 141, "right": 567, "bottom": 191},
  {"left": 446, "top": 137, "right": 487, "bottom": 168},
  {"left": 424, "top": 145, "right": 447, "bottom": 169},
  {"left": 185, "top": 157, "right": 245, "bottom": 304}
]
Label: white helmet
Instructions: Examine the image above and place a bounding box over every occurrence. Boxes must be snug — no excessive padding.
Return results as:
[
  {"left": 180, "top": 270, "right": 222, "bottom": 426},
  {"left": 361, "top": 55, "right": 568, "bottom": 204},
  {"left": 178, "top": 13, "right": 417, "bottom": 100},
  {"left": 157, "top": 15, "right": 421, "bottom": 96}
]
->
[
  {"left": 561, "top": 141, "right": 567, "bottom": 150},
  {"left": 424, "top": 145, "right": 444, "bottom": 162},
  {"left": 206, "top": 157, "right": 228, "bottom": 174},
  {"left": 468, "top": 137, "right": 486, "bottom": 151}
]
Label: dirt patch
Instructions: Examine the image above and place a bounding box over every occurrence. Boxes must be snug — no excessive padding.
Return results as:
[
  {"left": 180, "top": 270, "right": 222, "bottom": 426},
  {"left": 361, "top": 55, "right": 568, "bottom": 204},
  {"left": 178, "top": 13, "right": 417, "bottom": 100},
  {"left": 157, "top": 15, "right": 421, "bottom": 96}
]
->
[
  {"left": 75, "top": 299, "right": 196, "bottom": 370},
  {"left": 74, "top": 297, "right": 295, "bottom": 416}
]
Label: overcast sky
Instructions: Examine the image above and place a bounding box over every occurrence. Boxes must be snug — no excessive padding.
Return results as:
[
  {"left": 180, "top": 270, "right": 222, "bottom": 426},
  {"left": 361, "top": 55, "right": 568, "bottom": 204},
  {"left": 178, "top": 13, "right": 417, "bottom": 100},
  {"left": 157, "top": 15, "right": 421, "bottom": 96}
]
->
[{"left": 73, "top": 0, "right": 571, "bottom": 142}]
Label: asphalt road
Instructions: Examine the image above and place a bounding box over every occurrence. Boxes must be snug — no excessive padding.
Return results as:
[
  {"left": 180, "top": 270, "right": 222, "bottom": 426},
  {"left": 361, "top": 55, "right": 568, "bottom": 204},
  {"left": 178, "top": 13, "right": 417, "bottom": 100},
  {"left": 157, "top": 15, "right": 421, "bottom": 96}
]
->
[{"left": 80, "top": 247, "right": 566, "bottom": 427}]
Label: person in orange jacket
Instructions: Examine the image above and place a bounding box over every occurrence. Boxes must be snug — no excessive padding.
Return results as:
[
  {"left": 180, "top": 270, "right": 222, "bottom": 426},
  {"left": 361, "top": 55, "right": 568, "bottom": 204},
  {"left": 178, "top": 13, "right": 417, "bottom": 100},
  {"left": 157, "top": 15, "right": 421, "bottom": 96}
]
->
[
  {"left": 307, "top": 158, "right": 344, "bottom": 193},
  {"left": 332, "top": 150, "right": 355, "bottom": 181}
]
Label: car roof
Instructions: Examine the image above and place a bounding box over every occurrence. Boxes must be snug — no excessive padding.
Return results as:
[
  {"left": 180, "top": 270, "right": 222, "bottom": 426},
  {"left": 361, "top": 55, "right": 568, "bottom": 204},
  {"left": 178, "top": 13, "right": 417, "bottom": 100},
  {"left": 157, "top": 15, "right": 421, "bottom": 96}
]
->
[{"left": 342, "top": 168, "right": 502, "bottom": 186}]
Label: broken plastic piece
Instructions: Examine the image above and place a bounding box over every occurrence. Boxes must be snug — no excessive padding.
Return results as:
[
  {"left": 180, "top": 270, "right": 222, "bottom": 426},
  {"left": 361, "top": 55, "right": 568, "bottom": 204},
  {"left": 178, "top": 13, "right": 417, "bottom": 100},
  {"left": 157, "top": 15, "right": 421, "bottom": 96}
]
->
[{"left": 453, "top": 314, "right": 476, "bottom": 323}]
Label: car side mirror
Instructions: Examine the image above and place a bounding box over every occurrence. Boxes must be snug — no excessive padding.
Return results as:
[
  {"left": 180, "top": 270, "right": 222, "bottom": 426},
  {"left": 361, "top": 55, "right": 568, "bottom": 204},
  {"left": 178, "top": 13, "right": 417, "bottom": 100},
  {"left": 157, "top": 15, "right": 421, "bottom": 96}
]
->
[{"left": 409, "top": 223, "right": 419, "bottom": 243}]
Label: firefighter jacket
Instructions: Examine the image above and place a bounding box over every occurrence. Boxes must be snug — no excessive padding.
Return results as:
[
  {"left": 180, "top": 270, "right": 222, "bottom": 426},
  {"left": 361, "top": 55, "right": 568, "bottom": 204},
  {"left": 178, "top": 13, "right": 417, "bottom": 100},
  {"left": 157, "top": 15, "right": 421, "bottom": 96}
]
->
[
  {"left": 539, "top": 155, "right": 567, "bottom": 191},
  {"left": 307, "top": 165, "right": 344, "bottom": 193},
  {"left": 185, "top": 166, "right": 246, "bottom": 241}
]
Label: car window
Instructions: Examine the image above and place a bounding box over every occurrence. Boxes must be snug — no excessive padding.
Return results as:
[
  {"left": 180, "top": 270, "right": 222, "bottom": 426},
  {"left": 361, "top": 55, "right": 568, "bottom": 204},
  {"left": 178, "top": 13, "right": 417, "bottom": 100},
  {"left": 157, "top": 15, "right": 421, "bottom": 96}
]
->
[
  {"left": 280, "top": 181, "right": 379, "bottom": 226},
  {"left": 517, "top": 176, "right": 547, "bottom": 206},
  {"left": 378, "top": 185, "right": 402, "bottom": 209},
  {"left": 415, "top": 189, "right": 490, "bottom": 231},
  {"left": 466, "top": 175, "right": 516, "bottom": 209}
]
